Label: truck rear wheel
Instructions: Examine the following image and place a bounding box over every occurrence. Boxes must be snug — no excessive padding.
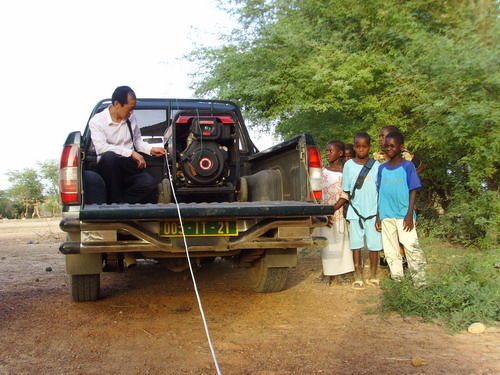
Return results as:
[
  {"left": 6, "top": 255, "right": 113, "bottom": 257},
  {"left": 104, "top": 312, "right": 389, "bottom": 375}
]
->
[
  {"left": 248, "top": 259, "right": 289, "bottom": 293},
  {"left": 70, "top": 274, "right": 100, "bottom": 302}
]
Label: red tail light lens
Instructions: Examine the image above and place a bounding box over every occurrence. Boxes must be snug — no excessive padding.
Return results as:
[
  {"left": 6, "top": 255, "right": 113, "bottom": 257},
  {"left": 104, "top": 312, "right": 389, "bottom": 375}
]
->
[
  {"left": 59, "top": 145, "right": 80, "bottom": 204},
  {"left": 312, "top": 191, "right": 322, "bottom": 200},
  {"left": 307, "top": 146, "right": 323, "bottom": 201},
  {"left": 307, "top": 146, "right": 322, "bottom": 168}
]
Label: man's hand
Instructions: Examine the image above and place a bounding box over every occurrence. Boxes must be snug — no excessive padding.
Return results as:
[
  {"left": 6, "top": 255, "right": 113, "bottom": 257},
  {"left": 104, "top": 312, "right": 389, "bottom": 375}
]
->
[
  {"left": 131, "top": 151, "right": 146, "bottom": 168},
  {"left": 403, "top": 214, "right": 414, "bottom": 232},
  {"left": 151, "top": 147, "right": 166, "bottom": 157},
  {"left": 375, "top": 218, "right": 382, "bottom": 232}
]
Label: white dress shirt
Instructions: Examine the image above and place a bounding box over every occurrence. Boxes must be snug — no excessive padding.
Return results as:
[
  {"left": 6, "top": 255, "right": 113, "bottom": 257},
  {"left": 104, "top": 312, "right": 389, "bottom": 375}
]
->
[{"left": 89, "top": 107, "right": 153, "bottom": 158}]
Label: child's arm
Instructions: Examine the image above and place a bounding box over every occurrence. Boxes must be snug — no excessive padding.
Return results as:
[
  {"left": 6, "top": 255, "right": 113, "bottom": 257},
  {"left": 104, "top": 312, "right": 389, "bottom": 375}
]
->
[
  {"left": 412, "top": 155, "right": 425, "bottom": 175},
  {"left": 416, "top": 162, "right": 425, "bottom": 174},
  {"left": 375, "top": 213, "right": 382, "bottom": 232},
  {"left": 327, "top": 196, "right": 348, "bottom": 227},
  {"left": 375, "top": 164, "right": 382, "bottom": 232},
  {"left": 403, "top": 189, "right": 417, "bottom": 232},
  {"left": 333, "top": 197, "right": 347, "bottom": 211}
]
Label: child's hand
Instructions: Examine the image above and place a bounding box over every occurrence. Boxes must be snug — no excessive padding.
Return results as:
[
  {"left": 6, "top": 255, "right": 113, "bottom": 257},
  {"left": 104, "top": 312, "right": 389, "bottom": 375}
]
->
[
  {"left": 403, "top": 214, "right": 414, "bottom": 232},
  {"left": 375, "top": 219, "right": 382, "bottom": 232},
  {"left": 327, "top": 215, "right": 334, "bottom": 227}
]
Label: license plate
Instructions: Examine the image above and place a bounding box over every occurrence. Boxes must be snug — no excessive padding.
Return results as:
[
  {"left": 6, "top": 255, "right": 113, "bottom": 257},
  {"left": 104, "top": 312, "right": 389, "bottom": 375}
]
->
[{"left": 159, "top": 220, "right": 238, "bottom": 237}]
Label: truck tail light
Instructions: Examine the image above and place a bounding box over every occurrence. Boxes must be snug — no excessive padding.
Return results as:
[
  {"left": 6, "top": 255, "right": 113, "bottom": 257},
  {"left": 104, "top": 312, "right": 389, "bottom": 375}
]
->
[
  {"left": 59, "top": 145, "right": 80, "bottom": 204},
  {"left": 308, "top": 146, "right": 322, "bottom": 201}
]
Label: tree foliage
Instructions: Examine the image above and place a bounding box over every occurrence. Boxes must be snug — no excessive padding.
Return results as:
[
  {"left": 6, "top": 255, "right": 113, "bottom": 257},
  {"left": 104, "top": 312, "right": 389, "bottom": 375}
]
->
[
  {"left": 38, "top": 160, "right": 59, "bottom": 197},
  {"left": 7, "top": 169, "right": 44, "bottom": 204},
  {"left": 0, "top": 190, "right": 17, "bottom": 219},
  {"left": 2, "top": 160, "right": 60, "bottom": 218},
  {"left": 193, "top": 0, "right": 499, "bottom": 247}
]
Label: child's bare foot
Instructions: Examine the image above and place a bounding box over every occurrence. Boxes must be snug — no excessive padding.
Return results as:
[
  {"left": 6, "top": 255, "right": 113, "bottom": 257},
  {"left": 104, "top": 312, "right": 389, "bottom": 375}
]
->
[
  {"left": 315, "top": 274, "right": 330, "bottom": 284},
  {"left": 340, "top": 273, "right": 352, "bottom": 285}
]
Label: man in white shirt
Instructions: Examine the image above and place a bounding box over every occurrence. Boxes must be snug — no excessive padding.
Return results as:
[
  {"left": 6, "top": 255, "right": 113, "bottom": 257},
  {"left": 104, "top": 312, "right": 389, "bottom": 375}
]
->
[{"left": 89, "top": 86, "right": 166, "bottom": 204}]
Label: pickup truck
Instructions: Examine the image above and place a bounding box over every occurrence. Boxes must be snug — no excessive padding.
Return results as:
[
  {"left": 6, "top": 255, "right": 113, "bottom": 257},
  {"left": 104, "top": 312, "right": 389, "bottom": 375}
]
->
[{"left": 58, "top": 99, "right": 333, "bottom": 301}]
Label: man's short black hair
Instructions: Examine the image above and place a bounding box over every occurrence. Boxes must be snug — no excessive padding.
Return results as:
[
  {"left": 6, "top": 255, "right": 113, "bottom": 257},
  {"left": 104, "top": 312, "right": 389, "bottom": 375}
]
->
[
  {"left": 386, "top": 131, "right": 405, "bottom": 145},
  {"left": 382, "top": 125, "right": 400, "bottom": 133},
  {"left": 112, "top": 86, "right": 136, "bottom": 106},
  {"left": 354, "top": 132, "right": 371, "bottom": 144},
  {"left": 327, "top": 140, "right": 345, "bottom": 152}
]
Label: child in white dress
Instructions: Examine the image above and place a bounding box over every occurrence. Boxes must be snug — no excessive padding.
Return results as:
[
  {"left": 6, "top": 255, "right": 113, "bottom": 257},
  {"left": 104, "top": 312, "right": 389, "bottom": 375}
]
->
[{"left": 319, "top": 140, "right": 354, "bottom": 284}]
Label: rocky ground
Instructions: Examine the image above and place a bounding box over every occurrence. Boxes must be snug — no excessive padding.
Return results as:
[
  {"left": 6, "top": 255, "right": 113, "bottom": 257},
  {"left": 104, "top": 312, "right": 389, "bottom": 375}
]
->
[{"left": 0, "top": 218, "right": 498, "bottom": 375}]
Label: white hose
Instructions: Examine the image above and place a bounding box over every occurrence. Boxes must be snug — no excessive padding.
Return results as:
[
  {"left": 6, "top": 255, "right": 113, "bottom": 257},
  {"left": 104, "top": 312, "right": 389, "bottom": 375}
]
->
[{"left": 164, "top": 152, "right": 223, "bottom": 375}]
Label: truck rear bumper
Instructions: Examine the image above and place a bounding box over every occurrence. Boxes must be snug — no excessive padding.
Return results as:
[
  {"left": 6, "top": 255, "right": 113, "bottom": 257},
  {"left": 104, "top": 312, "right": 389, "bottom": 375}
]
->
[{"left": 59, "top": 217, "right": 328, "bottom": 255}]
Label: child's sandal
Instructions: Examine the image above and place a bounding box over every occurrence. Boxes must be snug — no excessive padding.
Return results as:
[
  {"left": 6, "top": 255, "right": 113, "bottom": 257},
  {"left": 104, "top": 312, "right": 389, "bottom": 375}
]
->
[
  {"left": 351, "top": 280, "right": 365, "bottom": 290},
  {"left": 366, "top": 278, "right": 381, "bottom": 287}
]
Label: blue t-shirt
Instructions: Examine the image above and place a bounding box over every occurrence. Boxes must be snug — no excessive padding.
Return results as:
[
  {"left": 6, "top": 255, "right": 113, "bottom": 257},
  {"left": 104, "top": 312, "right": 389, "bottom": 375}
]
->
[
  {"left": 377, "top": 160, "right": 422, "bottom": 220},
  {"left": 342, "top": 159, "right": 380, "bottom": 221}
]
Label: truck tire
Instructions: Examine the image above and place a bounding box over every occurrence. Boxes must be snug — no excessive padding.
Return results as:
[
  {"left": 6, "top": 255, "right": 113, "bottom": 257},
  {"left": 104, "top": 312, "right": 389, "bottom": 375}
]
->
[
  {"left": 70, "top": 274, "right": 100, "bottom": 302},
  {"left": 248, "top": 259, "right": 289, "bottom": 293}
]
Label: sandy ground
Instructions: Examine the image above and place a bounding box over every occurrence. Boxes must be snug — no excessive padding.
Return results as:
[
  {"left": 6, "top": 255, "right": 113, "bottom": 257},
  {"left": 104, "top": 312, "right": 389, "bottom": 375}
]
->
[{"left": 0, "top": 218, "right": 498, "bottom": 375}]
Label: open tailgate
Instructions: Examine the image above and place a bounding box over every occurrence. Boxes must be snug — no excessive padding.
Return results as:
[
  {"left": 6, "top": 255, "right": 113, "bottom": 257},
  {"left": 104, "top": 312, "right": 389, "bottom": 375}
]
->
[{"left": 79, "top": 201, "right": 334, "bottom": 220}]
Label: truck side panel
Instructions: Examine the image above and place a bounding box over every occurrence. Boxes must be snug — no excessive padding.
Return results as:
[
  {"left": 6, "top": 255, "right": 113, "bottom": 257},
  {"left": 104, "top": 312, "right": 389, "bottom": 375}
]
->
[{"left": 247, "top": 135, "right": 309, "bottom": 202}]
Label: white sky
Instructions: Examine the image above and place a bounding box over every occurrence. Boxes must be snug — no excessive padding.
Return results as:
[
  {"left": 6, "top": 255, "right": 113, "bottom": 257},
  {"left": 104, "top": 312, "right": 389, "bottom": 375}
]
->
[{"left": 0, "top": 0, "right": 277, "bottom": 189}]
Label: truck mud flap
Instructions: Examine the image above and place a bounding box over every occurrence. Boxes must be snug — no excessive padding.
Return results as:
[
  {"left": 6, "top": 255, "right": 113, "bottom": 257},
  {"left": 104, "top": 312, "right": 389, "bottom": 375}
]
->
[{"left": 263, "top": 249, "right": 297, "bottom": 268}]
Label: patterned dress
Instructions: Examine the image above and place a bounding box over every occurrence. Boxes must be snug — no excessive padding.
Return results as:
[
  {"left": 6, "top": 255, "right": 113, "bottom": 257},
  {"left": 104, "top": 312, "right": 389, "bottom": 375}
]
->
[{"left": 319, "top": 168, "right": 354, "bottom": 276}]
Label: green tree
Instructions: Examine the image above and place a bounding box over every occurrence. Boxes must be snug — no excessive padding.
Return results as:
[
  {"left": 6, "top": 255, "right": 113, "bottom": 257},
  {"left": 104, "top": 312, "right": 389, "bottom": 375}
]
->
[
  {"left": 37, "top": 160, "right": 61, "bottom": 216},
  {"left": 0, "top": 190, "right": 16, "bottom": 218},
  {"left": 7, "top": 168, "right": 45, "bottom": 218},
  {"left": 193, "top": 0, "right": 499, "bottom": 247},
  {"left": 38, "top": 160, "right": 59, "bottom": 197}
]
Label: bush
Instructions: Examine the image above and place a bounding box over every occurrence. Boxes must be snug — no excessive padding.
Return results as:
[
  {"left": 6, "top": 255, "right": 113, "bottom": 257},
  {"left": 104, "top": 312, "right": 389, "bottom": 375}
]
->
[
  {"left": 380, "top": 242, "right": 500, "bottom": 332},
  {"left": 441, "top": 191, "right": 499, "bottom": 249},
  {"left": 417, "top": 190, "right": 499, "bottom": 249}
]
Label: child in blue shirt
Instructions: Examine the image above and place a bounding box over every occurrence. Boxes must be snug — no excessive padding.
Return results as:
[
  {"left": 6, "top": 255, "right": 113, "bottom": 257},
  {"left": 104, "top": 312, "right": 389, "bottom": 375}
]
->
[
  {"left": 376, "top": 131, "right": 426, "bottom": 286},
  {"left": 341, "top": 133, "right": 383, "bottom": 289}
]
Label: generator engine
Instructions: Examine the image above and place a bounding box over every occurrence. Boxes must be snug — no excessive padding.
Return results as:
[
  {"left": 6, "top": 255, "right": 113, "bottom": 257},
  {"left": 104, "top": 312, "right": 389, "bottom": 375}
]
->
[{"left": 174, "top": 116, "right": 238, "bottom": 189}]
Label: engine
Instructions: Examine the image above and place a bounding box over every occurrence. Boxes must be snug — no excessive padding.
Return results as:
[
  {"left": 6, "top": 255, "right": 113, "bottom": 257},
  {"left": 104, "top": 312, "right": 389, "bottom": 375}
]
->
[
  {"left": 167, "top": 115, "right": 239, "bottom": 202},
  {"left": 180, "top": 117, "right": 233, "bottom": 185}
]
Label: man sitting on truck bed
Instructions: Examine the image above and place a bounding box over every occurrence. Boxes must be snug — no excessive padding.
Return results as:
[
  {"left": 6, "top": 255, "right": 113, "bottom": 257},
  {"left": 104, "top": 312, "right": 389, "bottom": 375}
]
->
[{"left": 89, "top": 86, "right": 166, "bottom": 204}]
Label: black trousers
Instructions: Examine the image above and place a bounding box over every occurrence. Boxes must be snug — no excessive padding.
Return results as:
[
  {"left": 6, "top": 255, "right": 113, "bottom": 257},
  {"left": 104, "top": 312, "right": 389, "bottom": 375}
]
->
[
  {"left": 97, "top": 151, "right": 158, "bottom": 204},
  {"left": 83, "top": 170, "right": 107, "bottom": 204}
]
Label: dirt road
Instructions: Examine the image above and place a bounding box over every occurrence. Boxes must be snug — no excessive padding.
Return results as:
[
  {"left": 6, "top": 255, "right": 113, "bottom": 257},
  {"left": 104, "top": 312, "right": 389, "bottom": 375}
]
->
[{"left": 0, "top": 219, "right": 498, "bottom": 375}]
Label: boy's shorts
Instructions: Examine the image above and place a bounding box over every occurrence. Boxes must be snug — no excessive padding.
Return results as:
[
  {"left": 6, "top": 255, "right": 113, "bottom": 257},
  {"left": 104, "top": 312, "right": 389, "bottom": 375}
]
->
[{"left": 348, "top": 217, "right": 382, "bottom": 251}]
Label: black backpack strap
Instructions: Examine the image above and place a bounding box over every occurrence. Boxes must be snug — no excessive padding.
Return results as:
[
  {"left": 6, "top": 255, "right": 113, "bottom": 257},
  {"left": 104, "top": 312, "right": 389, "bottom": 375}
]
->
[
  {"left": 349, "top": 159, "right": 376, "bottom": 228},
  {"left": 126, "top": 119, "right": 138, "bottom": 152},
  {"left": 353, "top": 158, "right": 375, "bottom": 191},
  {"left": 348, "top": 206, "right": 377, "bottom": 229}
]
